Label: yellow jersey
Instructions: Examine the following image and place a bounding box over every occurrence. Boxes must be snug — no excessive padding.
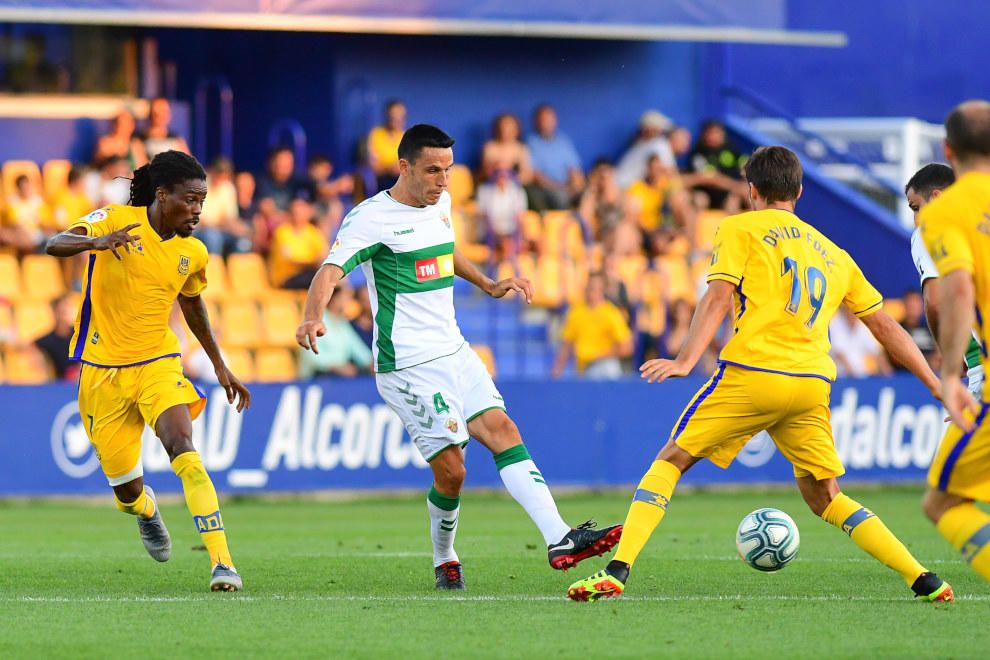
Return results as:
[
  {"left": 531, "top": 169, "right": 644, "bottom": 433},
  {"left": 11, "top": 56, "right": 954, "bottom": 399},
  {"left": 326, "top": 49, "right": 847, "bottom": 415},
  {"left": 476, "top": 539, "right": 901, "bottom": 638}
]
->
[
  {"left": 368, "top": 126, "right": 402, "bottom": 172},
  {"left": 269, "top": 222, "right": 328, "bottom": 287},
  {"left": 561, "top": 300, "right": 632, "bottom": 371},
  {"left": 67, "top": 204, "right": 209, "bottom": 367},
  {"left": 919, "top": 171, "right": 990, "bottom": 381},
  {"left": 708, "top": 208, "right": 882, "bottom": 381}
]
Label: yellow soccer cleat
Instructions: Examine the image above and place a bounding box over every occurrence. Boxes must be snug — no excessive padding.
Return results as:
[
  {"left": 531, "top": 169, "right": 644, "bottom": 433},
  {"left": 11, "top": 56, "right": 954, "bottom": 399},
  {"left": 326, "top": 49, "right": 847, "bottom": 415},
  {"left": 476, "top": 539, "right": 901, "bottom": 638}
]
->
[{"left": 567, "top": 569, "right": 625, "bottom": 602}]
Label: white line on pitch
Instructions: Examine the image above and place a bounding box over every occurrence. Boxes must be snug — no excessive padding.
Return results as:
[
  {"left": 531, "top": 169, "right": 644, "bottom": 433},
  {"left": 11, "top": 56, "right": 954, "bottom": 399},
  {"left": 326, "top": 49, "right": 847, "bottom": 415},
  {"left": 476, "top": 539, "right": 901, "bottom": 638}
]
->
[{"left": 9, "top": 594, "right": 990, "bottom": 603}]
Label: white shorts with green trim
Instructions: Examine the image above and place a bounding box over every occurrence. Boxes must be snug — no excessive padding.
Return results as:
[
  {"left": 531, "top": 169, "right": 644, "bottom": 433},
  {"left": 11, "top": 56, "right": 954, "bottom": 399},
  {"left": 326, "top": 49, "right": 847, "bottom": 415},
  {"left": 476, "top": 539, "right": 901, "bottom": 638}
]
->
[{"left": 376, "top": 343, "right": 506, "bottom": 461}]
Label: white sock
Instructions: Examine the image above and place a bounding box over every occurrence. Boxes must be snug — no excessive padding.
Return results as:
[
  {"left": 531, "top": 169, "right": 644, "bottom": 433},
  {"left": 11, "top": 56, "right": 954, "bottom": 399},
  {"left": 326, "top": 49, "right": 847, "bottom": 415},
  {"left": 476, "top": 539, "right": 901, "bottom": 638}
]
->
[
  {"left": 427, "top": 490, "right": 460, "bottom": 567},
  {"left": 496, "top": 452, "right": 571, "bottom": 545}
]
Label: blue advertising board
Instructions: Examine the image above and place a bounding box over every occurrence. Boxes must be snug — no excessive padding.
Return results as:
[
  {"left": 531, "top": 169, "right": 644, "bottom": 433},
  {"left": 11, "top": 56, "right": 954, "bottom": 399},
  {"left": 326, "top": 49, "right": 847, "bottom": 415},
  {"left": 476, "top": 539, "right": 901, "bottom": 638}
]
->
[{"left": 0, "top": 373, "right": 946, "bottom": 496}]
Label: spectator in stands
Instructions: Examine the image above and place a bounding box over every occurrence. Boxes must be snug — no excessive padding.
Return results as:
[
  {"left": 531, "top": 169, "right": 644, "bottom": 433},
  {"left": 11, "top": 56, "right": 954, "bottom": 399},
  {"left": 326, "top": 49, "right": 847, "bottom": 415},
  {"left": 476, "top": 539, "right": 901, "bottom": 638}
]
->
[
  {"left": 138, "top": 97, "right": 190, "bottom": 159},
  {"left": 1, "top": 174, "right": 50, "bottom": 254},
  {"left": 34, "top": 294, "right": 79, "bottom": 381},
  {"left": 298, "top": 283, "right": 373, "bottom": 379},
  {"left": 480, "top": 113, "right": 533, "bottom": 185},
  {"left": 552, "top": 271, "right": 633, "bottom": 380},
  {"left": 305, "top": 154, "right": 352, "bottom": 235},
  {"left": 601, "top": 253, "right": 634, "bottom": 321},
  {"left": 685, "top": 119, "right": 748, "bottom": 211},
  {"left": 477, "top": 167, "right": 527, "bottom": 259},
  {"left": 197, "top": 157, "right": 251, "bottom": 256},
  {"left": 615, "top": 110, "right": 676, "bottom": 189},
  {"left": 254, "top": 146, "right": 307, "bottom": 252},
  {"left": 577, "top": 159, "right": 624, "bottom": 241},
  {"left": 367, "top": 99, "right": 407, "bottom": 192},
  {"left": 526, "top": 104, "right": 585, "bottom": 211},
  {"left": 0, "top": 297, "right": 14, "bottom": 348},
  {"left": 625, "top": 154, "right": 692, "bottom": 233},
  {"left": 830, "top": 305, "right": 892, "bottom": 377},
  {"left": 899, "top": 290, "right": 938, "bottom": 369},
  {"left": 269, "top": 194, "right": 329, "bottom": 289},
  {"left": 668, "top": 126, "right": 693, "bottom": 170},
  {"left": 662, "top": 298, "right": 695, "bottom": 359},
  {"left": 350, "top": 285, "right": 375, "bottom": 349},
  {"left": 51, "top": 166, "right": 92, "bottom": 231},
  {"left": 97, "top": 155, "right": 131, "bottom": 205},
  {"left": 93, "top": 109, "right": 147, "bottom": 169},
  {"left": 235, "top": 170, "right": 257, "bottom": 221}
]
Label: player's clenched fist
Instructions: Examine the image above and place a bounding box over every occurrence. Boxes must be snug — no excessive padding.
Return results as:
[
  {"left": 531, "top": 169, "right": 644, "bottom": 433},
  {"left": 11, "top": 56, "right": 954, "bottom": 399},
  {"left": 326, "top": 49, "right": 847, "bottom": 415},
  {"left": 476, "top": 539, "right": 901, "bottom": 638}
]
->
[
  {"left": 296, "top": 319, "right": 327, "bottom": 354},
  {"left": 94, "top": 222, "right": 142, "bottom": 260}
]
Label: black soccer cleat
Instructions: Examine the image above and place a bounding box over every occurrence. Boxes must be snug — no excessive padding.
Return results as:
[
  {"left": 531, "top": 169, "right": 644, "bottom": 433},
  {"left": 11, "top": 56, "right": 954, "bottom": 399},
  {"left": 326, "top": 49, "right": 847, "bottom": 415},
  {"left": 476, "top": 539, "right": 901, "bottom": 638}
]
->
[
  {"left": 548, "top": 520, "right": 623, "bottom": 571},
  {"left": 435, "top": 561, "right": 466, "bottom": 590},
  {"left": 911, "top": 571, "right": 954, "bottom": 602}
]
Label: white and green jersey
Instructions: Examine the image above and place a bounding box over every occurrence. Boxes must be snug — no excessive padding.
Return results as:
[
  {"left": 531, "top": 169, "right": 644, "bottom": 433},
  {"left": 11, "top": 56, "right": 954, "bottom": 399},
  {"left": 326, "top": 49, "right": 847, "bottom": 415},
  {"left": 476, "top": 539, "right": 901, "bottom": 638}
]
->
[{"left": 326, "top": 190, "right": 463, "bottom": 373}]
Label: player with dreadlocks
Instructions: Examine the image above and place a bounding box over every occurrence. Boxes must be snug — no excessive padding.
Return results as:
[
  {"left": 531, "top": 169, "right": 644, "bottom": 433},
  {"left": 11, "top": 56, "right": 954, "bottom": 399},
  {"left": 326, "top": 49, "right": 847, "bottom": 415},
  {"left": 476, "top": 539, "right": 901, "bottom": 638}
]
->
[{"left": 46, "top": 150, "right": 251, "bottom": 591}]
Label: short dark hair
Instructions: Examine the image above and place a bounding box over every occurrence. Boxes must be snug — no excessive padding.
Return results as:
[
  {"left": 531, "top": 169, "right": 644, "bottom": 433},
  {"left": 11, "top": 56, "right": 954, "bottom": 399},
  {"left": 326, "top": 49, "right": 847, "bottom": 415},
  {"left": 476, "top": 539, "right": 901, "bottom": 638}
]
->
[
  {"left": 904, "top": 163, "right": 955, "bottom": 199},
  {"left": 397, "top": 124, "right": 455, "bottom": 163},
  {"left": 385, "top": 98, "right": 405, "bottom": 112},
  {"left": 308, "top": 153, "right": 332, "bottom": 167},
  {"left": 129, "top": 150, "right": 206, "bottom": 207},
  {"left": 268, "top": 145, "right": 292, "bottom": 160},
  {"left": 744, "top": 146, "right": 803, "bottom": 203},
  {"left": 945, "top": 101, "right": 990, "bottom": 162}
]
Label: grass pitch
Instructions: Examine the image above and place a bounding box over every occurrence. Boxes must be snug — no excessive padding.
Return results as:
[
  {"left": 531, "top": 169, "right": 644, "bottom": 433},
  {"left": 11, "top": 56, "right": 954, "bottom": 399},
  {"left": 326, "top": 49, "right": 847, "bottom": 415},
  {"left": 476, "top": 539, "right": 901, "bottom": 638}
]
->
[{"left": 0, "top": 487, "right": 987, "bottom": 658}]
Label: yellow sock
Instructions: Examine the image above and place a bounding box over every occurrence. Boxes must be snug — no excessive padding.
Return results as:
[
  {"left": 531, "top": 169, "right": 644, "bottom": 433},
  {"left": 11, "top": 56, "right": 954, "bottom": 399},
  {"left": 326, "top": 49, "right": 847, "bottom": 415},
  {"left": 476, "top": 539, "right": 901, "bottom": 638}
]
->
[
  {"left": 172, "top": 451, "right": 233, "bottom": 568},
  {"left": 613, "top": 460, "right": 681, "bottom": 567},
  {"left": 821, "top": 493, "right": 925, "bottom": 586},
  {"left": 936, "top": 503, "right": 990, "bottom": 582},
  {"left": 115, "top": 487, "right": 156, "bottom": 519}
]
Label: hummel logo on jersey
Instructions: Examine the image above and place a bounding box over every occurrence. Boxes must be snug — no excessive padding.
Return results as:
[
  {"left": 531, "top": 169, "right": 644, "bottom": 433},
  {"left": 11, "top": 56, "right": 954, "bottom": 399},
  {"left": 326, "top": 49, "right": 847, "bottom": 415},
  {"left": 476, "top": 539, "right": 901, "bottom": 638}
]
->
[
  {"left": 394, "top": 228, "right": 415, "bottom": 236},
  {"left": 415, "top": 254, "right": 454, "bottom": 282}
]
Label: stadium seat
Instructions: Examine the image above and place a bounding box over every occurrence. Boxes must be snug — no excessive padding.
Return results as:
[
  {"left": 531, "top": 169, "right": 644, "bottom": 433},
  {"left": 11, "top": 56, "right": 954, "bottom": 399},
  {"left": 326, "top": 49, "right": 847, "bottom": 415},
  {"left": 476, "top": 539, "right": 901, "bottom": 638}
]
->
[
  {"left": 695, "top": 209, "right": 727, "bottom": 252},
  {"left": 883, "top": 298, "right": 906, "bottom": 323},
  {"left": 452, "top": 210, "right": 489, "bottom": 263},
  {"left": 21, "top": 255, "right": 66, "bottom": 301},
  {"left": 0, "top": 253, "right": 21, "bottom": 301},
  {"left": 658, "top": 256, "right": 696, "bottom": 304},
  {"left": 472, "top": 344, "right": 497, "bottom": 378},
  {"left": 226, "top": 253, "right": 272, "bottom": 299},
  {"left": 42, "top": 159, "right": 72, "bottom": 202},
  {"left": 520, "top": 210, "right": 543, "bottom": 244},
  {"left": 518, "top": 254, "right": 565, "bottom": 308},
  {"left": 4, "top": 346, "right": 50, "bottom": 384},
  {"left": 222, "top": 348, "right": 255, "bottom": 383},
  {"left": 254, "top": 348, "right": 297, "bottom": 382},
  {"left": 201, "top": 254, "right": 229, "bottom": 301},
  {"left": 260, "top": 298, "right": 302, "bottom": 348},
  {"left": 541, "top": 211, "right": 575, "bottom": 257},
  {"left": 1, "top": 160, "right": 43, "bottom": 202},
  {"left": 15, "top": 299, "right": 55, "bottom": 341},
  {"left": 446, "top": 164, "right": 474, "bottom": 209},
  {"left": 616, "top": 255, "right": 647, "bottom": 304},
  {"left": 219, "top": 300, "right": 262, "bottom": 349}
]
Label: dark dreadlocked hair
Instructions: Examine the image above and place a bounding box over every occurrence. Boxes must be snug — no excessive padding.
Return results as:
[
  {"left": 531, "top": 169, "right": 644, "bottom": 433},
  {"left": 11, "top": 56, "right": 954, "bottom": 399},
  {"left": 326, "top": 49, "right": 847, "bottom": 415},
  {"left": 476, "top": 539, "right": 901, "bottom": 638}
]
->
[{"left": 129, "top": 150, "right": 207, "bottom": 206}]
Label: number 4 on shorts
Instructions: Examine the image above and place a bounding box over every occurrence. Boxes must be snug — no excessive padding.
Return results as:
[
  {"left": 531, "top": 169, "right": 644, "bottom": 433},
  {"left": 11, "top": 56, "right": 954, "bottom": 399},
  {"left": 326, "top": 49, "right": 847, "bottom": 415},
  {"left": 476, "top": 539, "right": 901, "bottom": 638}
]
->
[{"left": 433, "top": 392, "right": 450, "bottom": 414}]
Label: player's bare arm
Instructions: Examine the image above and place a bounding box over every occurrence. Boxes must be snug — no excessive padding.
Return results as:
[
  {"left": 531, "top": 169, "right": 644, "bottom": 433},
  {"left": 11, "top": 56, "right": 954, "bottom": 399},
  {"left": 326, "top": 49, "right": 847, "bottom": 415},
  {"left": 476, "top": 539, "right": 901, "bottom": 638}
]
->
[
  {"left": 178, "top": 293, "right": 251, "bottom": 412},
  {"left": 859, "top": 308, "right": 941, "bottom": 400},
  {"left": 920, "top": 279, "right": 942, "bottom": 341},
  {"left": 296, "top": 263, "right": 344, "bottom": 354},
  {"left": 46, "top": 223, "right": 142, "bottom": 260},
  {"left": 641, "top": 279, "right": 734, "bottom": 383},
  {"left": 452, "top": 248, "right": 532, "bottom": 303},
  {"left": 936, "top": 269, "right": 981, "bottom": 430}
]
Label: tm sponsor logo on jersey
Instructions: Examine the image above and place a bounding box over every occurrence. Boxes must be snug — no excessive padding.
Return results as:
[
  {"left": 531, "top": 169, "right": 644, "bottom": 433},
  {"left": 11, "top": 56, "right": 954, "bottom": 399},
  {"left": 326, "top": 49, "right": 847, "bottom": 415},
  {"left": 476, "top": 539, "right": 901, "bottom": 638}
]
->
[{"left": 415, "top": 254, "right": 454, "bottom": 282}]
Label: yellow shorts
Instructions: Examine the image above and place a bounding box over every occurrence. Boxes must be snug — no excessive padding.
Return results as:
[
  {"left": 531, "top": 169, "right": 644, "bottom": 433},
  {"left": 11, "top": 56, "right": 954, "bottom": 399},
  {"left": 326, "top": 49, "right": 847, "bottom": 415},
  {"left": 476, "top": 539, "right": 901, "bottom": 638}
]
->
[
  {"left": 672, "top": 364, "right": 844, "bottom": 480},
  {"left": 77, "top": 357, "right": 206, "bottom": 486},
  {"left": 927, "top": 402, "right": 990, "bottom": 501}
]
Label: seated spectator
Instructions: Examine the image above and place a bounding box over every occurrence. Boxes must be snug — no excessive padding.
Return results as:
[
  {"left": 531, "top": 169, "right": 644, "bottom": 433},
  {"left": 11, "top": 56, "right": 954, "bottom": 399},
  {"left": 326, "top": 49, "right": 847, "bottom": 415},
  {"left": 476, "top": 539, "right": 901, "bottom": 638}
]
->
[
  {"left": 254, "top": 146, "right": 307, "bottom": 253},
  {"left": 898, "top": 290, "right": 938, "bottom": 369},
  {"left": 235, "top": 170, "right": 257, "bottom": 221},
  {"left": 196, "top": 157, "right": 251, "bottom": 256},
  {"left": 830, "top": 305, "right": 891, "bottom": 377},
  {"left": 1, "top": 174, "right": 51, "bottom": 254},
  {"left": 298, "top": 283, "right": 373, "bottom": 379},
  {"left": 477, "top": 167, "right": 527, "bottom": 259},
  {"left": 684, "top": 119, "right": 748, "bottom": 211},
  {"left": 350, "top": 286, "right": 375, "bottom": 349},
  {"left": 96, "top": 155, "right": 132, "bottom": 206},
  {"left": 551, "top": 272, "right": 633, "bottom": 380},
  {"left": 480, "top": 113, "right": 533, "bottom": 185},
  {"left": 306, "top": 154, "right": 352, "bottom": 235},
  {"left": 577, "top": 159, "right": 624, "bottom": 241},
  {"left": 625, "top": 154, "right": 691, "bottom": 233},
  {"left": 34, "top": 294, "right": 79, "bottom": 381},
  {"left": 668, "top": 126, "right": 693, "bottom": 170},
  {"left": 269, "top": 195, "right": 329, "bottom": 289},
  {"left": 662, "top": 298, "right": 695, "bottom": 359},
  {"left": 525, "top": 104, "right": 585, "bottom": 211},
  {"left": 615, "top": 110, "right": 676, "bottom": 189},
  {"left": 139, "top": 97, "right": 190, "bottom": 159},
  {"left": 94, "top": 109, "right": 147, "bottom": 169},
  {"left": 51, "top": 166, "right": 92, "bottom": 231},
  {"left": 367, "top": 99, "right": 407, "bottom": 192}
]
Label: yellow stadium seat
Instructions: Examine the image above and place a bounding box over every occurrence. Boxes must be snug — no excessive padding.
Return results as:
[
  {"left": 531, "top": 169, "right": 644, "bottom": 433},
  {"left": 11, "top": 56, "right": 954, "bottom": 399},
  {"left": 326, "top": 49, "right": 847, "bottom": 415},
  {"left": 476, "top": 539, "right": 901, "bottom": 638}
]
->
[
  {"left": 222, "top": 348, "right": 255, "bottom": 383},
  {"left": 219, "top": 300, "right": 262, "bottom": 349},
  {"left": 520, "top": 210, "right": 542, "bottom": 244},
  {"left": 4, "top": 346, "right": 51, "bottom": 384},
  {"left": 0, "top": 254, "right": 21, "bottom": 301},
  {"left": 616, "top": 255, "right": 647, "bottom": 304},
  {"left": 42, "top": 159, "right": 72, "bottom": 202},
  {"left": 527, "top": 255, "right": 566, "bottom": 308},
  {"left": 255, "top": 347, "right": 297, "bottom": 383},
  {"left": 695, "top": 209, "right": 727, "bottom": 252},
  {"left": 226, "top": 253, "right": 272, "bottom": 299},
  {"left": 15, "top": 300, "right": 55, "bottom": 341},
  {"left": 658, "top": 256, "right": 695, "bottom": 304},
  {"left": 200, "top": 254, "right": 229, "bottom": 301},
  {"left": 2, "top": 160, "right": 43, "bottom": 202},
  {"left": 883, "top": 298, "right": 906, "bottom": 324},
  {"left": 260, "top": 298, "right": 302, "bottom": 348},
  {"left": 541, "top": 211, "right": 575, "bottom": 257},
  {"left": 472, "top": 344, "right": 497, "bottom": 378},
  {"left": 447, "top": 164, "right": 474, "bottom": 209},
  {"left": 0, "top": 349, "right": 5, "bottom": 383},
  {"left": 452, "top": 210, "right": 490, "bottom": 263},
  {"left": 21, "top": 255, "right": 66, "bottom": 301}
]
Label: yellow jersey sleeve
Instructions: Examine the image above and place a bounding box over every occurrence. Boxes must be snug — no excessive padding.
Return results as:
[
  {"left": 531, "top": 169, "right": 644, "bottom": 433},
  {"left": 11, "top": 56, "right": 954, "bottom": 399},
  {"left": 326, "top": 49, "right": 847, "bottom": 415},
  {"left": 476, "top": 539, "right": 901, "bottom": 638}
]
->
[
  {"left": 180, "top": 249, "right": 209, "bottom": 298},
  {"left": 707, "top": 218, "right": 747, "bottom": 285},
  {"left": 67, "top": 206, "right": 118, "bottom": 237},
  {"left": 842, "top": 253, "right": 883, "bottom": 317}
]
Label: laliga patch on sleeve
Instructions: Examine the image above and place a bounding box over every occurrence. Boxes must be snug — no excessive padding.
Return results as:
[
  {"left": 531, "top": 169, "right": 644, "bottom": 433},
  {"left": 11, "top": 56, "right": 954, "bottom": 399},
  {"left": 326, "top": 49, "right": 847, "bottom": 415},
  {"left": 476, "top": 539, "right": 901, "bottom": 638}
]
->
[{"left": 84, "top": 208, "right": 109, "bottom": 223}]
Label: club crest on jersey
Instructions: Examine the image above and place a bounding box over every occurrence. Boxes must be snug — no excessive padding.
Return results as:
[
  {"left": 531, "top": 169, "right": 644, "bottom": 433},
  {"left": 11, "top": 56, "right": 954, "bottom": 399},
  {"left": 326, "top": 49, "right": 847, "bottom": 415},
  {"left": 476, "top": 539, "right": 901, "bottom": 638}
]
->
[
  {"left": 440, "top": 215, "right": 451, "bottom": 229},
  {"left": 446, "top": 418, "right": 459, "bottom": 434},
  {"left": 178, "top": 255, "right": 190, "bottom": 275},
  {"left": 414, "top": 254, "right": 454, "bottom": 282},
  {"left": 331, "top": 237, "right": 341, "bottom": 252}
]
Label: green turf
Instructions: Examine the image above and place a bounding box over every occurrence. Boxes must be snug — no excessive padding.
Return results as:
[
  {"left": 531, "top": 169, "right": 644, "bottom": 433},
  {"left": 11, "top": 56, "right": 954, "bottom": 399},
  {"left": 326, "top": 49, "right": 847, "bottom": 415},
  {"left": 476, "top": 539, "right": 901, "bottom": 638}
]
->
[{"left": 0, "top": 487, "right": 987, "bottom": 658}]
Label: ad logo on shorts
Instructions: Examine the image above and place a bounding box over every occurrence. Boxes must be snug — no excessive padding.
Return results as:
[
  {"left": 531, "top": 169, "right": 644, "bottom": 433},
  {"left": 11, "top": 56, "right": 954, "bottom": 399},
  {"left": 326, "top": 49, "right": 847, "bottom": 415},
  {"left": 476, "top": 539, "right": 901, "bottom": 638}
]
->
[
  {"left": 50, "top": 401, "right": 101, "bottom": 479},
  {"left": 414, "top": 254, "right": 454, "bottom": 282}
]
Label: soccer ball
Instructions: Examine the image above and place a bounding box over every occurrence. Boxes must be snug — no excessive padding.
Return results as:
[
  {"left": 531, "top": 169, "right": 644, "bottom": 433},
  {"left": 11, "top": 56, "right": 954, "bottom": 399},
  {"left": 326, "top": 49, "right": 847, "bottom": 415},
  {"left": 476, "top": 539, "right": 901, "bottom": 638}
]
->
[{"left": 735, "top": 507, "right": 800, "bottom": 572}]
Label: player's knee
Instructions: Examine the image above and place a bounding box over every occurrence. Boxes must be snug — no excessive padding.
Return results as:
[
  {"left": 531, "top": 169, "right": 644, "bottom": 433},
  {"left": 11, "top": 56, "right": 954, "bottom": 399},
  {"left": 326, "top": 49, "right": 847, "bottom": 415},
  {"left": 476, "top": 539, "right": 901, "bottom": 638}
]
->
[
  {"left": 160, "top": 428, "right": 195, "bottom": 462},
  {"left": 490, "top": 416, "right": 521, "bottom": 446},
  {"left": 437, "top": 461, "right": 466, "bottom": 492},
  {"left": 921, "top": 490, "right": 952, "bottom": 524},
  {"left": 802, "top": 488, "right": 834, "bottom": 517}
]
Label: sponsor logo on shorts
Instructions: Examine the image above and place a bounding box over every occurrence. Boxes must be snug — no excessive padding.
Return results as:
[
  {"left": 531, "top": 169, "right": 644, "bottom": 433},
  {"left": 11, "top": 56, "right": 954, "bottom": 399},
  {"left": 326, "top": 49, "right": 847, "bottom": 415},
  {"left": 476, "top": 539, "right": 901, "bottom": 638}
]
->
[
  {"left": 446, "top": 418, "right": 459, "bottom": 434},
  {"left": 178, "top": 255, "right": 190, "bottom": 275},
  {"left": 414, "top": 254, "right": 454, "bottom": 282},
  {"left": 90, "top": 331, "right": 100, "bottom": 345}
]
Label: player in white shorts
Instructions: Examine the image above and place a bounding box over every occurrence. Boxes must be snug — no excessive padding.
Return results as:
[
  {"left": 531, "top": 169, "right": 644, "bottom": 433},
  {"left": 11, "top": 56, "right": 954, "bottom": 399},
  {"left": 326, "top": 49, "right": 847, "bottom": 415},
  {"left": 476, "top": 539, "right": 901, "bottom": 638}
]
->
[
  {"left": 296, "top": 124, "right": 621, "bottom": 590},
  {"left": 906, "top": 164, "right": 985, "bottom": 396}
]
